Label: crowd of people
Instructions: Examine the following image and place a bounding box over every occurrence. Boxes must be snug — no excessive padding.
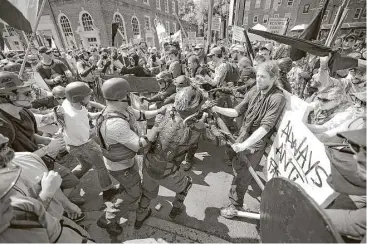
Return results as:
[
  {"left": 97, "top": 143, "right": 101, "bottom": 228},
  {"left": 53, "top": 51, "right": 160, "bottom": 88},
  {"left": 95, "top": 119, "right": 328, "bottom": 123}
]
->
[{"left": 0, "top": 30, "right": 366, "bottom": 243}]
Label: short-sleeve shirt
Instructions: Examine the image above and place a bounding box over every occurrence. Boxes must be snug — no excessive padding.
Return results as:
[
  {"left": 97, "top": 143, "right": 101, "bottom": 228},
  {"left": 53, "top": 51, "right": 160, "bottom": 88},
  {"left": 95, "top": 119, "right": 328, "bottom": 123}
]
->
[
  {"left": 35, "top": 59, "right": 68, "bottom": 80},
  {"left": 234, "top": 86, "right": 286, "bottom": 149}
]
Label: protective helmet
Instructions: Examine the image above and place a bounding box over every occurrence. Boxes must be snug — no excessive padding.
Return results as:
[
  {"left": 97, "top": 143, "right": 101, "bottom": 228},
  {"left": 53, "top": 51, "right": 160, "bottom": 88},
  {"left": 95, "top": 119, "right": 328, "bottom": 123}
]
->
[
  {"left": 102, "top": 77, "right": 131, "bottom": 101},
  {"left": 3, "top": 63, "right": 21, "bottom": 73},
  {"left": 156, "top": 71, "right": 173, "bottom": 84},
  {"left": 174, "top": 75, "right": 190, "bottom": 88},
  {"left": 65, "top": 82, "right": 93, "bottom": 103},
  {"left": 0, "top": 71, "right": 28, "bottom": 96},
  {"left": 52, "top": 85, "right": 66, "bottom": 98}
]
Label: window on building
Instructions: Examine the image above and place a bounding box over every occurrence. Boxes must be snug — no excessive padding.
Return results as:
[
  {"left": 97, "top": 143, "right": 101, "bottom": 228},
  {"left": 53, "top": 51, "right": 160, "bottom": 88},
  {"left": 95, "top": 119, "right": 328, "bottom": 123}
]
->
[
  {"left": 114, "top": 14, "right": 126, "bottom": 39},
  {"left": 144, "top": 16, "right": 151, "bottom": 31},
  {"left": 59, "top": 15, "right": 74, "bottom": 38},
  {"left": 303, "top": 4, "right": 310, "bottom": 13},
  {"left": 263, "top": 14, "right": 269, "bottom": 24},
  {"left": 245, "top": 0, "right": 251, "bottom": 11},
  {"left": 253, "top": 15, "right": 258, "bottom": 23},
  {"left": 284, "top": 13, "right": 291, "bottom": 19},
  {"left": 81, "top": 12, "right": 94, "bottom": 31},
  {"left": 273, "top": 14, "right": 279, "bottom": 18},
  {"left": 255, "top": 0, "right": 261, "bottom": 8},
  {"left": 87, "top": 37, "right": 97, "bottom": 42},
  {"left": 322, "top": 10, "right": 329, "bottom": 22},
  {"left": 156, "top": 0, "right": 161, "bottom": 9},
  {"left": 362, "top": 8, "right": 366, "bottom": 18},
  {"left": 6, "top": 25, "right": 17, "bottom": 36},
  {"left": 131, "top": 16, "right": 141, "bottom": 36},
  {"left": 165, "top": 0, "right": 169, "bottom": 13},
  {"left": 277, "top": 0, "right": 282, "bottom": 6},
  {"left": 172, "top": 0, "right": 176, "bottom": 13},
  {"left": 287, "top": 0, "right": 293, "bottom": 6},
  {"left": 265, "top": 0, "right": 271, "bottom": 9},
  {"left": 165, "top": 21, "right": 170, "bottom": 33},
  {"left": 173, "top": 22, "right": 177, "bottom": 33},
  {"left": 354, "top": 8, "right": 362, "bottom": 19},
  {"left": 143, "top": 0, "right": 149, "bottom": 4}
]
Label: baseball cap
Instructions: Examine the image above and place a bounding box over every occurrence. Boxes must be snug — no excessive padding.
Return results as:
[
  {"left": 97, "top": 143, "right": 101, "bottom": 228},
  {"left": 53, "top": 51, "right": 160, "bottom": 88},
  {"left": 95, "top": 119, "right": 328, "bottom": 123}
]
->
[
  {"left": 38, "top": 46, "right": 51, "bottom": 54},
  {"left": 207, "top": 47, "right": 222, "bottom": 57},
  {"left": 194, "top": 44, "right": 204, "bottom": 49}
]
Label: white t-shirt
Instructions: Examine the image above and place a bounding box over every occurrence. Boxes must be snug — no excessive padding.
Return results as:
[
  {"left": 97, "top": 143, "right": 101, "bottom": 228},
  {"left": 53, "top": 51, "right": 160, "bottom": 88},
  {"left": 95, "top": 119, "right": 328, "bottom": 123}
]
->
[
  {"left": 62, "top": 100, "right": 90, "bottom": 146},
  {"left": 100, "top": 117, "right": 139, "bottom": 171}
]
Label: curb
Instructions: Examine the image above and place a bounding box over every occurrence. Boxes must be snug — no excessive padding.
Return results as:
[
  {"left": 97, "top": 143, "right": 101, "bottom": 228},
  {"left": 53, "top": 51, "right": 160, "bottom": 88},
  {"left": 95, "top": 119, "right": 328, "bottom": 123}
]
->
[{"left": 144, "top": 216, "right": 230, "bottom": 243}]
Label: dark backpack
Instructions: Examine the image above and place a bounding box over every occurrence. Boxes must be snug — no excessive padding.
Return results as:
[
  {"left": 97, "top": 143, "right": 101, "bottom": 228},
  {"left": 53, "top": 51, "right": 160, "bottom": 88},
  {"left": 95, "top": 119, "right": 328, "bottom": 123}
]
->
[{"left": 225, "top": 62, "right": 240, "bottom": 83}]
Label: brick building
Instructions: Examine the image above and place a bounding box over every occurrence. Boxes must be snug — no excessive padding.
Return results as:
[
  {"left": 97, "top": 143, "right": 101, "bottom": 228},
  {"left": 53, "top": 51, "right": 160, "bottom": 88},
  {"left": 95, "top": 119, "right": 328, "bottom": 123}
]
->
[
  {"left": 1, "top": 0, "right": 198, "bottom": 51},
  {"left": 294, "top": 0, "right": 366, "bottom": 37},
  {"left": 230, "top": 0, "right": 366, "bottom": 37},
  {"left": 231, "top": 0, "right": 302, "bottom": 30}
]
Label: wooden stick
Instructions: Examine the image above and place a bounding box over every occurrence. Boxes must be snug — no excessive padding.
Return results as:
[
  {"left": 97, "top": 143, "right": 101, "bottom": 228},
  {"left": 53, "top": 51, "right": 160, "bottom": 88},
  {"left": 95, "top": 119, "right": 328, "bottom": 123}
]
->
[
  {"left": 18, "top": 0, "right": 47, "bottom": 79},
  {"left": 236, "top": 211, "right": 261, "bottom": 220}
]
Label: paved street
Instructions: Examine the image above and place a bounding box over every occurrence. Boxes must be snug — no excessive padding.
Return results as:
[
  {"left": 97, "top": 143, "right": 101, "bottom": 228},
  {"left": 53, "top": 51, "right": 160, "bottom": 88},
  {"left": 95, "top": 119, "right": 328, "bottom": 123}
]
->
[{"left": 73, "top": 140, "right": 263, "bottom": 243}]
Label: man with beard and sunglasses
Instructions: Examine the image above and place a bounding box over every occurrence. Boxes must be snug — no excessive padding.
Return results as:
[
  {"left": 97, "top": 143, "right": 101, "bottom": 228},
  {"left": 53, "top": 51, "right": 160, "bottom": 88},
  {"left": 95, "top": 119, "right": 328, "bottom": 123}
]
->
[
  {"left": 95, "top": 77, "right": 165, "bottom": 235},
  {"left": 0, "top": 71, "right": 81, "bottom": 203},
  {"left": 35, "top": 46, "right": 73, "bottom": 90},
  {"left": 324, "top": 128, "right": 366, "bottom": 243},
  {"left": 60, "top": 82, "right": 120, "bottom": 205}
]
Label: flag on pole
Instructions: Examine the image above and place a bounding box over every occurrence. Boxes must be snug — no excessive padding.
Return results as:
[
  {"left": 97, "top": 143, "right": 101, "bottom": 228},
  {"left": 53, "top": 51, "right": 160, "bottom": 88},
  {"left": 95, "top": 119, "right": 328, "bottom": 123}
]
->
[
  {"left": 112, "top": 22, "right": 119, "bottom": 46},
  {"left": 290, "top": 0, "right": 330, "bottom": 61},
  {"left": 243, "top": 30, "right": 255, "bottom": 65},
  {"left": 0, "top": 0, "right": 39, "bottom": 32}
]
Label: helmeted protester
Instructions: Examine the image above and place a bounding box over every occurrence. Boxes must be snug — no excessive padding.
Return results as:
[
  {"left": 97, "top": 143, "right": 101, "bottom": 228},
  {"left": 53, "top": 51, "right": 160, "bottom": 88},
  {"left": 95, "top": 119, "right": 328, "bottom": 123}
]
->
[
  {"left": 95, "top": 78, "right": 164, "bottom": 235},
  {"left": 140, "top": 71, "right": 176, "bottom": 108},
  {"left": 324, "top": 128, "right": 366, "bottom": 242},
  {"left": 135, "top": 85, "right": 227, "bottom": 229},
  {"left": 193, "top": 43, "right": 207, "bottom": 66},
  {"left": 213, "top": 61, "right": 286, "bottom": 217},
  {"left": 60, "top": 81, "right": 120, "bottom": 201},
  {"left": 258, "top": 45, "right": 272, "bottom": 61}
]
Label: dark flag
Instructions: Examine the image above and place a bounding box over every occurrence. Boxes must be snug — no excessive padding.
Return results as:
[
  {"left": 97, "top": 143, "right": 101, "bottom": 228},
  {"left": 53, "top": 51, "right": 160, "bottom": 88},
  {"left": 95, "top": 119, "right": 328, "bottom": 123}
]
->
[
  {"left": 290, "top": 0, "right": 330, "bottom": 61},
  {"left": 0, "top": 0, "right": 33, "bottom": 33},
  {"left": 243, "top": 30, "right": 255, "bottom": 65},
  {"left": 0, "top": 22, "right": 5, "bottom": 50},
  {"left": 112, "top": 22, "right": 119, "bottom": 47}
]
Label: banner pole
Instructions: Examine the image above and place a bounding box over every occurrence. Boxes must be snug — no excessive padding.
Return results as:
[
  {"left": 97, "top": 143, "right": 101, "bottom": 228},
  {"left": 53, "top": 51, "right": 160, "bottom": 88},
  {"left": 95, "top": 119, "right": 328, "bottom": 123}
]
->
[
  {"left": 173, "top": 13, "right": 188, "bottom": 38},
  {"left": 18, "top": 0, "right": 47, "bottom": 79},
  {"left": 206, "top": 0, "right": 214, "bottom": 53}
]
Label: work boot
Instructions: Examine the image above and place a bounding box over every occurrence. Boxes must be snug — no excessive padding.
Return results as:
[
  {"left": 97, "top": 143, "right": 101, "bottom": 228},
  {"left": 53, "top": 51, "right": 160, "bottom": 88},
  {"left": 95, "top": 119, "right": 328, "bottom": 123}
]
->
[
  {"left": 134, "top": 208, "right": 152, "bottom": 230},
  {"left": 97, "top": 219, "right": 123, "bottom": 236},
  {"left": 103, "top": 186, "right": 121, "bottom": 202},
  {"left": 169, "top": 176, "right": 193, "bottom": 219},
  {"left": 69, "top": 196, "right": 85, "bottom": 206},
  {"left": 220, "top": 204, "right": 243, "bottom": 219}
]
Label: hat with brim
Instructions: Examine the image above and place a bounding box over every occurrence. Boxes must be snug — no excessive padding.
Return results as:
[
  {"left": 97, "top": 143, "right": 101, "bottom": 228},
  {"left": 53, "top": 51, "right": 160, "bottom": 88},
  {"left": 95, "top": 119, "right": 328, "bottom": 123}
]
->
[
  {"left": 194, "top": 44, "right": 204, "bottom": 50},
  {"left": 207, "top": 47, "right": 222, "bottom": 57},
  {"left": 326, "top": 146, "right": 366, "bottom": 195},
  {"left": 344, "top": 33, "right": 357, "bottom": 41},
  {"left": 0, "top": 163, "right": 21, "bottom": 199},
  {"left": 38, "top": 46, "right": 51, "bottom": 54}
]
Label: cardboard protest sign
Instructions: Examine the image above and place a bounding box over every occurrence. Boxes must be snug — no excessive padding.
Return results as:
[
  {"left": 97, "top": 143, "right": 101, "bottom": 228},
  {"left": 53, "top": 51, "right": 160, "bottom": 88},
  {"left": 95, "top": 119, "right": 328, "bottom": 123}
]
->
[
  {"left": 268, "top": 18, "right": 288, "bottom": 34},
  {"left": 187, "top": 32, "right": 196, "bottom": 38},
  {"left": 195, "top": 37, "right": 205, "bottom": 46},
  {"left": 265, "top": 110, "right": 336, "bottom": 206},
  {"left": 232, "top": 25, "right": 244, "bottom": 42}
]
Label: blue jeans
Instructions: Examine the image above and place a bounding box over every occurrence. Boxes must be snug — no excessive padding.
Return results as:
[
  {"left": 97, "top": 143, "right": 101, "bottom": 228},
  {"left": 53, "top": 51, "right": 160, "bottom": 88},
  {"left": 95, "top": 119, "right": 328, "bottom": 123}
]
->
[{"left": 68, "top": 140, "right": 112, "bottom": 191}]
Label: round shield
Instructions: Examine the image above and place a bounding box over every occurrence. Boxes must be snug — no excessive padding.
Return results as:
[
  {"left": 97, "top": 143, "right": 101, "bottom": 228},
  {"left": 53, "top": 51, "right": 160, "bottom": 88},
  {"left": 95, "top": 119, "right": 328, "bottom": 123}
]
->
[{"left": 260, "top": 177, "right": 343, "bottom": 243}]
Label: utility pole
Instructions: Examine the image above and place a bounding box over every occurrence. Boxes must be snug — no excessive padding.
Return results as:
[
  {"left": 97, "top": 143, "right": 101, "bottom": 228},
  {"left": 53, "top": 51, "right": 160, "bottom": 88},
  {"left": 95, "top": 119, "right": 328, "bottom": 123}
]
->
[{"left": 206, "top": 0, "right": 214, "bottom": 52}]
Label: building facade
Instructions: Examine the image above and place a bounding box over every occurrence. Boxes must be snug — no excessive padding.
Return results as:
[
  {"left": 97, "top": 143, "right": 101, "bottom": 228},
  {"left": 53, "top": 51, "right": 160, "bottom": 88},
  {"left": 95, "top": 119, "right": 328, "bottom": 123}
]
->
[
  {"left": 1, "top": 0, "right": 198, "bottom": 51},
  {"left": 294, "top": 0, "right": 366, "bottom": 37}
]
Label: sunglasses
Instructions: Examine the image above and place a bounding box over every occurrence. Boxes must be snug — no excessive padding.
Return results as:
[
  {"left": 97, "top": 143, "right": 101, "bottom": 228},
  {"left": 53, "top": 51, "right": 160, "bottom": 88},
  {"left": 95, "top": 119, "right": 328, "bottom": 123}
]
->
[
  {"left": 0, "top": 142, "right": 8, "bottom": 150},
  {"left": 349, "top": 141, "right": 366, "bottom": 154},
  {"left": 45, "top": 51, "right": 52, "bottom": 55},
  {"left": 55, "top": 97, "right": 66, "bottom": 100},
  {"left": 317, "top": 97, "right": 332, "bottom": 103}
]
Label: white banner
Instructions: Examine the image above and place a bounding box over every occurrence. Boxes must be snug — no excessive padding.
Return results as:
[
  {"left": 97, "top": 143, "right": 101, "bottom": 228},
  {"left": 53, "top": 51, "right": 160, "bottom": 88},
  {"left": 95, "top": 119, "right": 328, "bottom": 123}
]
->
[
  {"left": 265, "top": 92, "right": 336, "bottom": 206},
  {"left": 211, "top": 17, "right": 221, "bottom": 32},
  {"left": 195, "top": 37, "right": 205, "bottom": 46},
  {"left": 187, "top": 32, "right": 196, "bottom": 38},
  {"left": 232, "top": 25, "right": 244, "bottom": 42},
  {"left": 268, "top": 18, "right": 288, "bottom": 34}
]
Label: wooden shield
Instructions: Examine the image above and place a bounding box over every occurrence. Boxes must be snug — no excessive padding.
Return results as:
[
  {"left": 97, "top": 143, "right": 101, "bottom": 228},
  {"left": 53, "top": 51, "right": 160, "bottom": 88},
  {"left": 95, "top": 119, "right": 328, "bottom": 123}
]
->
[{"left": 260, "top": 177, "right": 343, "bottom": 243}]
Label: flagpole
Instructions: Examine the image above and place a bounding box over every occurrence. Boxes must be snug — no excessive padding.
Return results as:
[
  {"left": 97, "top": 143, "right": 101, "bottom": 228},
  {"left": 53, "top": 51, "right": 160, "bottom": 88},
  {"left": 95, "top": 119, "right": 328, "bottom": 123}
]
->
[
  {"left": 173, "top": 13, "right": 188, "bottom": 38},
  {"left": 325, "top": 0, "right": 351, "bottom": 46},
  {"left": 18, "top": 0, "right": 47, "bottom": 79}
]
